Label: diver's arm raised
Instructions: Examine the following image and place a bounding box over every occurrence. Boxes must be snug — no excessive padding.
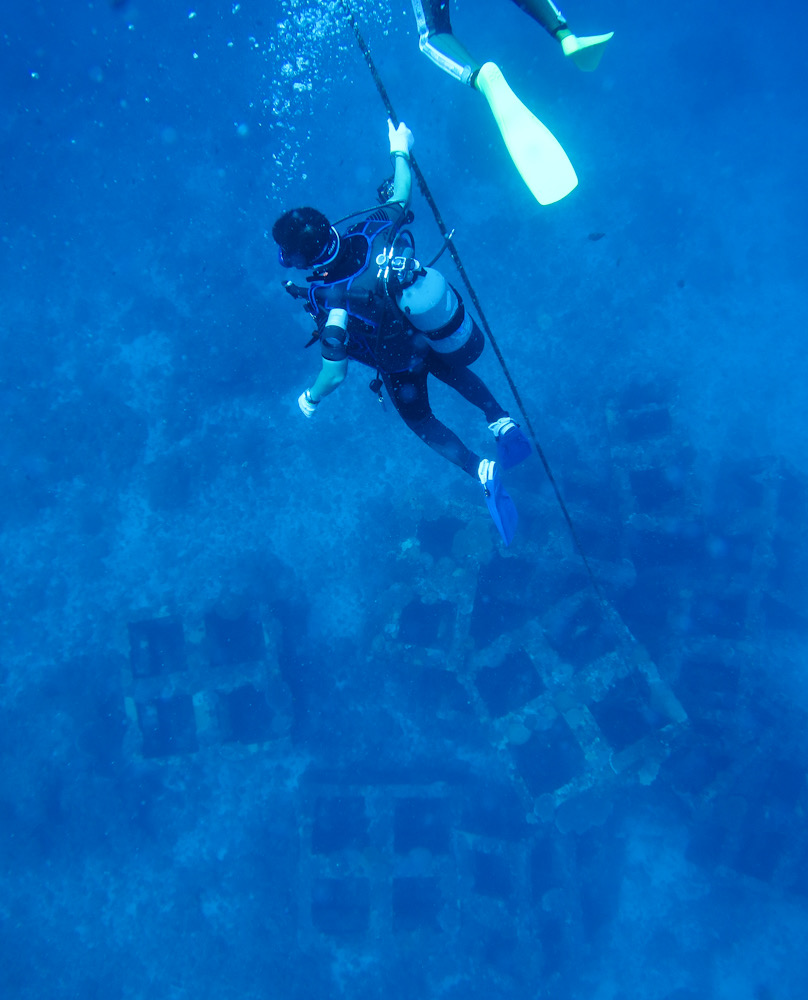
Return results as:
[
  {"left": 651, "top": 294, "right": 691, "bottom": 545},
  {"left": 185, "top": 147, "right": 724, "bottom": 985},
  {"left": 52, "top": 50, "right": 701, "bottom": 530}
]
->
[{"left": 387, "top": 119, "right": 414, "bottom": 209}]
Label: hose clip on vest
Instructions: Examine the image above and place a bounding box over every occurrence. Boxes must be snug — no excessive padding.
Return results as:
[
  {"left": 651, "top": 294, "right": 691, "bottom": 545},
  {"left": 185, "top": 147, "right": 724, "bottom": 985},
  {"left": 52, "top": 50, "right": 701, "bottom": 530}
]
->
[
  {"left": 368, "top": 377, "right": 386, "bottom": 409},
  {"left": 284, "top": 279, "right": 317, "bottom": 318}
]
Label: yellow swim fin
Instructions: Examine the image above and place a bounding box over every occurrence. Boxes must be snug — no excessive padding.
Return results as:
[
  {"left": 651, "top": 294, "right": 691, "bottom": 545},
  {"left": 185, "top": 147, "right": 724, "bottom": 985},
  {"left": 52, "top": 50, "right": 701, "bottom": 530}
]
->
[
  {"left": 474, "top": 62, "right": 577, "bottom": 206},
  {"left": 561, "top": 31, "right": 614, "bottom": 72}
]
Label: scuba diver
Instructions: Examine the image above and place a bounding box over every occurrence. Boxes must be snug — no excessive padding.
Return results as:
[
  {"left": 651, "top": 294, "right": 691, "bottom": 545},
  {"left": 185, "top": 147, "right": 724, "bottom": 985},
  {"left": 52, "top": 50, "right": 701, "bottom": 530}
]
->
[
  {"left": 411, "top": 0, "right": 614, "bottom": 204},
  {"left": 273, "top": 120, "right": 530, "bottom": 546}
]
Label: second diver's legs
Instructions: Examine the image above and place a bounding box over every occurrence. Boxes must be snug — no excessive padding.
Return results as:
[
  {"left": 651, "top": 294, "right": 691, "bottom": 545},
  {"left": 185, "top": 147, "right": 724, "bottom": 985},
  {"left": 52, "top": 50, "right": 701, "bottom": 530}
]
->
[
  {"left": 411, "top": 0, "right": 480, "bottom": 85},
  {"left": 508, "top": 0, "right": 614, "bottom": 70},
  {"left": 509, "top": 0, "right": 568, "bottom": 37}
]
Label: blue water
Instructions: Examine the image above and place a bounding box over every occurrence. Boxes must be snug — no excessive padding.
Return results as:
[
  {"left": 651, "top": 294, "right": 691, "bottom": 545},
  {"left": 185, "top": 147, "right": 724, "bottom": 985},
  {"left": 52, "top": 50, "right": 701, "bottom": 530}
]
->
[{"left": 2, "top": 1, "right": 808, "bottom": 997}]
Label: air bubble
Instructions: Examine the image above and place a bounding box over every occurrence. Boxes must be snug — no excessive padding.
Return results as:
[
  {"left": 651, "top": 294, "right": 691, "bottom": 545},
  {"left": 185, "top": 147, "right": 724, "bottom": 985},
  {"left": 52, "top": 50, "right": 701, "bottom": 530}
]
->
[{"left": 257, "top": 0, "right": 395, "bottom": 187}]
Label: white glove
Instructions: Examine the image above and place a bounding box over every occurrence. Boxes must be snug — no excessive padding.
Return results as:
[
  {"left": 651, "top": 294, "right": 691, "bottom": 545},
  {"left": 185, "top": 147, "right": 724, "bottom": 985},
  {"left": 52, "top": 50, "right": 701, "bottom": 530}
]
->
[
  {"left": 388, "top": 119, "right": 414, "bottom": 157},
  {"left": 298, "top": 390, "right": 318, "bottom": 418}
]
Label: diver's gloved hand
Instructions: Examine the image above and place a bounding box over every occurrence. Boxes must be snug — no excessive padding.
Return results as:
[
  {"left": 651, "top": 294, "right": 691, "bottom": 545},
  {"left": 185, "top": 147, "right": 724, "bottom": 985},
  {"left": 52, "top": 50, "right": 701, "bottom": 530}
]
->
[
  {"left": 298, "top": 390, "right": 319, "bottom": 418},
  {"left": 388, "top": 119, "right": 414, "bottom": 158}
]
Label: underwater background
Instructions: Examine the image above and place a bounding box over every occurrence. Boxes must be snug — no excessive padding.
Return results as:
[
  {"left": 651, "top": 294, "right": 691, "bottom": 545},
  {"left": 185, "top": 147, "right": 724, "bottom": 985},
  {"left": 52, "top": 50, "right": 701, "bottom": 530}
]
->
[{"left": 2, "top": 0, "right": 808, "bottom": 997}]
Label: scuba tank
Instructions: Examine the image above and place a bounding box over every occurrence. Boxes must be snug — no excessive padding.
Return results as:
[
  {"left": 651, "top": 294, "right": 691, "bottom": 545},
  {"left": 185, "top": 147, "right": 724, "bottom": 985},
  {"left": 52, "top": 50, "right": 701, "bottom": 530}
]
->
[{"left": 377, "top": 243, "right": 473, "bottom": 355}]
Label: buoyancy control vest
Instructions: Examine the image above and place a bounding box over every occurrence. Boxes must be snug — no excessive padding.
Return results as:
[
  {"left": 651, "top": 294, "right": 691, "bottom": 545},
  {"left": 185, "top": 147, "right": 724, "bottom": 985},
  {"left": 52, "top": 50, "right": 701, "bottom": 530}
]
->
[
  {"left": 306, "top": 210, "right": 421, "bottom": 373},
  {"left": 302, "top": 208, "right": 472, "bottom": 372}
]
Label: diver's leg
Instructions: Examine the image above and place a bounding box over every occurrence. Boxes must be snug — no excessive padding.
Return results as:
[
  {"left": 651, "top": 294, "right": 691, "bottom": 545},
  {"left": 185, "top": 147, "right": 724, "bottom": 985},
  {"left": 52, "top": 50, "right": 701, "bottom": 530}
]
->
[
  {"left": 384, "top": 367, "right": 480, "bottom": 476},
  {"left": 508, "top": 0, "right": 614, "bottom": 71},
  {"left": 427, "top": 326, "right": 531, "bottom": 469},
  {"left": 412, "top": 0, "right": 481, "bottom": 85},
  {"left": 509, "top": 0, "right": 568, "bottom": 37},
  {"left": 409, "top": 415, "right": 481, "bottom": 476},
  {"left": 427, "top": 326, "right": 508, "bottom": 424},
  {"left": 435, "top": 366, "right": 507, "bottom": 425}
]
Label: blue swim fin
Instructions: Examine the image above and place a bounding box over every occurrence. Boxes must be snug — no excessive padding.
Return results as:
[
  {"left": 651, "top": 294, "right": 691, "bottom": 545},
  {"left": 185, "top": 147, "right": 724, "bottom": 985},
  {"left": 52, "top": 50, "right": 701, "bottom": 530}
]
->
[
  {"left": 489, "top": 418, "right": 532, "bottom": 470},
  {"left": 478, "top": 459, "right": 518, "bottom": 546}
]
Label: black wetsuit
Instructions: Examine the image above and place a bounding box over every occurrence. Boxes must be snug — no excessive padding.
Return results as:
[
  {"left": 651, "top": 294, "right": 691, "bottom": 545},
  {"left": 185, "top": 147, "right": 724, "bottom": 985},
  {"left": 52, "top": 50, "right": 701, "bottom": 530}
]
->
[
  {"left": 413, "top": 0, "right": 568, "bottom": 83},
  {"left": 414, "top": 0, "right": 567, "bottom": 39},
  {"left": 310, "top": 204, "right": 507, "bottom": 477}
]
